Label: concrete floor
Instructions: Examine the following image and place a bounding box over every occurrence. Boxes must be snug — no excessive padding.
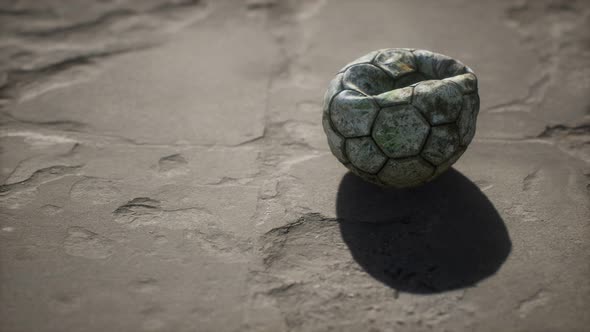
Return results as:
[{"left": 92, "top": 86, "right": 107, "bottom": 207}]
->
[{"left": 0, "top": 0, "right": 589, "bottom": 331}]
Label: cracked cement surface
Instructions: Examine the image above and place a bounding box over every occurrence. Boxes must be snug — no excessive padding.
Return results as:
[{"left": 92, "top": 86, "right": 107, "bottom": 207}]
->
[{"left": 0, "top": 0, "right": 589, "bottom": 331}]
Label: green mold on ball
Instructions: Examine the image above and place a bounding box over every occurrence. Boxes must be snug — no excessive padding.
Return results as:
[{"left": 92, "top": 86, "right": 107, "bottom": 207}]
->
[{"left": 322, "top": 48, "right": 479, "bottom": 188}]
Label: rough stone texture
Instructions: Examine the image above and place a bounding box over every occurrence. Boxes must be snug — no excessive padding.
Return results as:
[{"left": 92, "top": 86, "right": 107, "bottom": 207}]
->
[
  {"left": 324, "top": 48, "right": 478, "bottom": 187},
  {"left": 342, "top": 63, "right": 395, "bottom": 95},
  {"left": 345, "top": 137, "right": 387, "bottom": 174},
  {"left": 394, "top": 71, "right": 430, "bottom": 89},
  {"left": 329, "top": 90, "right": 379, "bottom": 137},
  {"left": 372, "top": 105, "right": 430, "bottom": 158},
  {"left": 444, "top": 72, "right": 478, "bottom": 94},
  {"left": 322, "top": 116, "right": 348, "bottom": 163},
  {"left": 378, "top": 157, "right": 435, "bottom": 187},
  {"left": 413, "top": 49, "right": 468, "bottom": 79},
  {"left": 322, "top": 73, "right": 343, "bottom": 115},
  {"left": 338, "top": 50, "right": 380, "bottom": 74},
  {"left": 373, "top": 48, "right": 417, "bottom": 79},
  {"left": 433, "top": 146, "right": 466, "bottom": 178},
  {"left": 1, "top": 0, "right": 589, "bottom": 331},
  {"left": 458, "top": 93, "right": 480, "bottom": 146},
  {"left": 413, "top": 80, "right": 464, "bottom": 125},
  {"left": 373, "top": 86, "right": 413, "bottom": 107},
  {"left": 421, "top": 124, "right": 462, "bottom": 165}
]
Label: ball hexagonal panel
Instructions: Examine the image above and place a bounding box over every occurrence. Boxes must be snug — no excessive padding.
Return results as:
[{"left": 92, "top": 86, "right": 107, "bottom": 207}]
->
[
  {"left": 345, "top": 137, "right": 388, "bottom": 174},
  {"left": 378, "top": 157, "right": 435, "bottom": 188},
  {"left": 343, "top": 64, "right": 396, "bottom": 96},
  {"left": 421, "top": 124, "right": 461, "bottom": 165},
  {"left": 373, "top": 49, "right": 417, "bottom": 79},
  {"left": 412, "top": 80, "right": 463, "bottom": 125},
  {"left": 457, "top": 94, "right": 480, "bottom": 146},
  {"left": 322, "top": 115, "right": 348, "bottom": 164},
  {"left": 330, "top": 90, "right": 380, "bottom": 138},
  {"left": 372, "top": 105, "right": 430, "bottom": 158}
]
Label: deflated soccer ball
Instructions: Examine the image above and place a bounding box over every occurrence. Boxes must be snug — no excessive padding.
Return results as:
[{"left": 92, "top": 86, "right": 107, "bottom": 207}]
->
[{"left": 322, "top": 48, "right": 479, "bottom": 188}]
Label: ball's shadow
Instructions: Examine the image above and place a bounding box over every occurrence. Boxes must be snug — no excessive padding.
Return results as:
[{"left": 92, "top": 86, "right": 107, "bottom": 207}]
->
[{"left": 336, "top": 169, "right": 511, "bottom": 293}]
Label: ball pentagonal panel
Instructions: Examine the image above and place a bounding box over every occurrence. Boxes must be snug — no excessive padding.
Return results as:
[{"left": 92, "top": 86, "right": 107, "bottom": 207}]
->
[
  {"left": 372, "top": 105, "right": 430, "bottom": 158},
  {"left": 373, "top": 49, "right": 417, "bottom": 79},
  {"left": 343, "top": 64, "right": 396, "bottom": 96},
  {"left": 345, "top": 137, "right": 388, "bottom": 174},
  {"left": 457, "top": 93, "right": 480, "bottom": 146},
  {"left": 421, "top": 124, "right": 461, "bottom": 165},
  {"left": 330, "top": 90, "right": 380, "bottom": 137},
  {"left": 322, "top": 115, "right": 348, "bottom": 163},
  {"left": 322, "top": 73, "right": 343, "bottom": 115},
  {"left": 378, "top": 157, "right": 435, "bottom": 188},
  {"left": 412, "top": 80, "right": 463, "bottom": 125}
]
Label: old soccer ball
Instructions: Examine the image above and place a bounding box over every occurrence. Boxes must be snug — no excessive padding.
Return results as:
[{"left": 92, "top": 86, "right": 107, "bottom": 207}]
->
[{"left": 322, "top": 48, "right": 479, "bottom": 188}]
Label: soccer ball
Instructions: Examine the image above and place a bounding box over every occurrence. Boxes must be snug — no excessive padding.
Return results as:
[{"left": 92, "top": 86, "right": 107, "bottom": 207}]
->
[{"left": 322, "top": 48, "right": 479, "bottom": 188}]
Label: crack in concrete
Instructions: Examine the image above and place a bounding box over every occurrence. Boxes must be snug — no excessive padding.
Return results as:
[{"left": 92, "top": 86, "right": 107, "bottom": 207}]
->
[
  {"left": 537, "top": 123, "right": 590, "bottom": 138},
  {"left": 1, "top": 165, "right": 82, "bottom": 190}
]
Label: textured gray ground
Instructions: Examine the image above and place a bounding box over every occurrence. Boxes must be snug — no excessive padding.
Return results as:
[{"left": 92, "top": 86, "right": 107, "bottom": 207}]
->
[{"left": 0, "top": 0, "right": 589, "bottom": 331}]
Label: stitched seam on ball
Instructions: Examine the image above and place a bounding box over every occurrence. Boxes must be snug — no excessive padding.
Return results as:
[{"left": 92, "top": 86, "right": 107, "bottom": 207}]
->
[
  {"left": 342, "top": 139, "right": 352, "bottom": 164},
  {"left": 346, "top": 138, "right": 388, "bottom": 176},
  {"left": 419, "top": 155, "right": 437, "bottom": 169},
  {"left": 369, "top": 49, "right": 383, "bottom": 65},
  {"left": 344, "top": 134, "right": 373, "bottom": 139},
  {"left": 445, "top": 73, "right": 479, "bottom": 94},
  {"left": 364, "top": 94, "right": 382, "bottom": 137},
  {"left": 335, "top": 87, "right": 385, "bottom": 138},
  {"left": 373, "top": 49, "right": 418, "bottom": 85},
  {"left": 373, "top": 62, "right": 403, "bottom": 83},
  {"left": 445, "top": 79, "right": 467, "bottom": 95},
  {"left": 327, "top": 88, "right": 350, "bottom": 139},
  {"left": 409, "top": 49, "right": 422, "bottom": 78},
  {"left": 442, "top": 122, "right": 462, "bottom": 165},
  {"left": 409, "top": 102, "right": 435, "bottom": 127},
  {"left": 374, "top": 157, "right": 390, "bottom": 176},
  {"left": 338, "top": 61, "right": 372, "bottom": 74},
  {"left": 368, "top": 134, "right": 389, "bottom": 166},
  {"left": 368, "top": 104, "right": 397, "bottom": 164},
  {"left": 418, "top": 126, "right": 433, "bottom": 158}
]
